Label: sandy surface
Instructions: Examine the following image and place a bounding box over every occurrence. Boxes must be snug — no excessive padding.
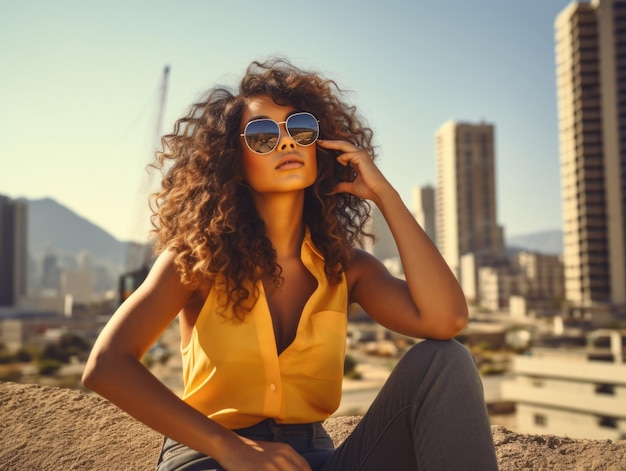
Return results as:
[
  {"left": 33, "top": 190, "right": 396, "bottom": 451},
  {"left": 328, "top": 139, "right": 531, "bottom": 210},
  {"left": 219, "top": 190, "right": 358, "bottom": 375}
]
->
[{"left": 2, "top": 381, "right": 625, "bottom": 470}]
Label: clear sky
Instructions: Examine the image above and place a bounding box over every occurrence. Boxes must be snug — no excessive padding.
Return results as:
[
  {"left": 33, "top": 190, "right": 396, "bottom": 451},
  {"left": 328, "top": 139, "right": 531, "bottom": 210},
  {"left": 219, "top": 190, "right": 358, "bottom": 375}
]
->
[{"left": 1, "top": 0, "right": 573, "bottom": 243}]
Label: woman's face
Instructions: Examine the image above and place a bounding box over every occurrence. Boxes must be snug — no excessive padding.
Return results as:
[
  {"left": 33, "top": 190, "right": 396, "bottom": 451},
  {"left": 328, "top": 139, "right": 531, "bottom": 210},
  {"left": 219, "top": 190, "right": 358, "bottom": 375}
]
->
[{"left": 240, "top": 96, "right": 317, "bottom": 195}]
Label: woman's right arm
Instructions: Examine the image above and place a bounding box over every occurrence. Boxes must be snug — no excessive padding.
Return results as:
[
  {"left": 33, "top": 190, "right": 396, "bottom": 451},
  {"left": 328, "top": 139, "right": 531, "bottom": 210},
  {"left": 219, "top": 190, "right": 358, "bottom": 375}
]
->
[{"left": 82, "top": 250, "right": 310, "bottom": 471}]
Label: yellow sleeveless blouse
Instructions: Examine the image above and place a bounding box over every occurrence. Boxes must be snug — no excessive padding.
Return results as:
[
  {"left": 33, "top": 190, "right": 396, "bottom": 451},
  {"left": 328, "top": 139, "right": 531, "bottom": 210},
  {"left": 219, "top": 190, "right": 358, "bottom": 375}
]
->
[{"left": 181, "top": 231, "right": 349, "bottom": 430}]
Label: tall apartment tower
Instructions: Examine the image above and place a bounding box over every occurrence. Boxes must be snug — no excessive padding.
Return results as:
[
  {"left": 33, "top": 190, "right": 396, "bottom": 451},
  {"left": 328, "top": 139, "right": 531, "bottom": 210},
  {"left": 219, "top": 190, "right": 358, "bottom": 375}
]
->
[
  {"left": 435, "top": 121, "right": 504, "bottom": 278},
  {"left": 555, "top": 0, "right": 626, "bottom": 310},
  {"left": 412, "top": 185, "right": 437, "bottom": 243},
  {"left": 0, "top": 195, "right": 28, "bottom": 306}
]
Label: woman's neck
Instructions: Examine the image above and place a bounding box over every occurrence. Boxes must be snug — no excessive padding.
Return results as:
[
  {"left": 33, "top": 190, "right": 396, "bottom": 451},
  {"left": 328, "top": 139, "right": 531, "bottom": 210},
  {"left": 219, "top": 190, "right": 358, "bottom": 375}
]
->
[{"left": 253, "top": 192, "right": 306, "bottom": 258}]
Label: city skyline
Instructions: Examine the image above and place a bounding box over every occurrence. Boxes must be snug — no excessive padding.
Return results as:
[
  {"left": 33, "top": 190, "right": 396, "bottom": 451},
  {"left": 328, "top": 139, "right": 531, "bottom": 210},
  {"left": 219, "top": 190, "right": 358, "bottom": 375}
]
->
[{"left": 1, "top": 1, "right": 572, "bottom": 243}]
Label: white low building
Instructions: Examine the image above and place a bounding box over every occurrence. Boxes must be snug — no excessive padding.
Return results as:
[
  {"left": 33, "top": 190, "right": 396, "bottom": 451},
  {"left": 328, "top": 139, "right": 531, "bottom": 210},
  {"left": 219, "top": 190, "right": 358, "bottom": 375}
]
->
[{"left": 502, "top": 330, "right": 626, "bottom": 439}]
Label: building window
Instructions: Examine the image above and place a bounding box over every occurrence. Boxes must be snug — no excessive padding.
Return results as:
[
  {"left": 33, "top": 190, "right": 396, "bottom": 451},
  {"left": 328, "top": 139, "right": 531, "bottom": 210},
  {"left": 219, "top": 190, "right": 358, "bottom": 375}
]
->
[
  {"left": 598, "top": 416, "right": 618, "bottom": 429},
  {"left": 534, "top": 414, "right": 547, "bottom": 426},
  {"left": 595, "top": 383, "right": 616, "bottom": 395},
  {"left": 531, "top": 377, "right": 545, "bottom": 388}
]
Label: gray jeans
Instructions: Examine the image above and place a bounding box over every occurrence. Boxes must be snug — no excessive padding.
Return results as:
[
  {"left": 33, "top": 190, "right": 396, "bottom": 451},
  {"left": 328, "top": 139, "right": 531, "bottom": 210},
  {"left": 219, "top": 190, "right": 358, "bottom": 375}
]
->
[
  {"left": 157, "top": 420, "right": 334, "bottom": 471},
  {"left": 157, "top": 339, "right": 499, "bottom": 470}
]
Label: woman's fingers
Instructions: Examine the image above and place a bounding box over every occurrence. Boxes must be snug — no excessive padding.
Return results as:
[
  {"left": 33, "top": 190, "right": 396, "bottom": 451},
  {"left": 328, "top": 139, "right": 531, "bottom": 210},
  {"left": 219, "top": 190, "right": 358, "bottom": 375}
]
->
[
  {"left": 318, "top": 139, "right": 391, "bottom": 200},
  {"left": 317, "top": 138, "right": 359, "bottom": 152},
  {"left": 230, "top": 439, "right": 313, "bottom": 471},
  {"left": 317, "top": 139, "right": 365, "bottom": 165},
  {"left": 318, "top": 139, "right": 376, "bottom": 178}
]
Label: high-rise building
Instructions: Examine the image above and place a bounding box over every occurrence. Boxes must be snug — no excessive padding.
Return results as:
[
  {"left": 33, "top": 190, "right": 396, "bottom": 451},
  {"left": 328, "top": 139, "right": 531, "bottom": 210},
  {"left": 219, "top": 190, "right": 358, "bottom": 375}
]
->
[
  {"left": 555, "top": 0, "right": 626, "bottom": 312},
  {"left": 412, "top": 185, "right": 436, "bottom": 243},
  {"left": 0, "top": 195, "right": 28, "bottom": 306},
  {"left": 435, "top": 121, "right": 504, "bottom": 279},
  {"left": 41, "top": 250, "right": 61, "bottom": 293}
]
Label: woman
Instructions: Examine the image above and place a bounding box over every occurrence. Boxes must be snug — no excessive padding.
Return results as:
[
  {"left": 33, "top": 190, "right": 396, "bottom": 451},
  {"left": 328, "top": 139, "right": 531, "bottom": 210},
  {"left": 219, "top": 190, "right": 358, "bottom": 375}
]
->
[{"left": 83, "top": 59, "right": 498, "bottom": 470}]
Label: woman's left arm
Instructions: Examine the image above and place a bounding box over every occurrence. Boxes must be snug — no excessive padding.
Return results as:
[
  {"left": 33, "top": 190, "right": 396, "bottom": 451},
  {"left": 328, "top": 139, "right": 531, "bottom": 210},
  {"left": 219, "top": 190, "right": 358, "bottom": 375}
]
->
[{"left": 318, "top": 139, "right": 468, "bottom": 339}]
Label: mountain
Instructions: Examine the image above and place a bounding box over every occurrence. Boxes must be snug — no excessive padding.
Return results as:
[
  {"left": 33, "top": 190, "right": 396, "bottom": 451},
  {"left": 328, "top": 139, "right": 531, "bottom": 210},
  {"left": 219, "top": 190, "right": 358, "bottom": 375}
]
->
[
  {"left": 506, "top": 229, "right": 563, "bottom": 255},
  {"left": 27, "top": 198, "right": 123, "bottom": 261},
  {"left": 25, "top": 198, "right": 148, "bottom": 273}
]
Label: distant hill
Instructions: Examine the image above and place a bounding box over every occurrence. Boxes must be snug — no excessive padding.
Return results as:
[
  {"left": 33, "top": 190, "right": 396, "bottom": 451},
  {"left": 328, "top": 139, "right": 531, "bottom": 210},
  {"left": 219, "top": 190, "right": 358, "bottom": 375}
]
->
[
  {"left": 27, "top": 198, "right": 124, "bottom": 261},
  {"left": 506, "top": 229, "right": 563, "bottom": 255},
  {"left": 25, "top": 198, "right": 148, "bottom": 273}
]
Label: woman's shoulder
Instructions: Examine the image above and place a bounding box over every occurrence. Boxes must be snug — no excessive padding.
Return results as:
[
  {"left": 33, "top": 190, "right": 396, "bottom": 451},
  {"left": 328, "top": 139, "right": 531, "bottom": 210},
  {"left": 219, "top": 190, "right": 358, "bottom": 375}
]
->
[
  {"left": 149, "top": 250, "right": 213, "bottom": 336},
  {"left": 348, "top": 247, "right": 383, "bottom": 266},
  {"left": 147, "top": 250, "right": 213, "bottom": 300},
  {"left": 345, "top": 247, "right": 387, "bottom": 285}
]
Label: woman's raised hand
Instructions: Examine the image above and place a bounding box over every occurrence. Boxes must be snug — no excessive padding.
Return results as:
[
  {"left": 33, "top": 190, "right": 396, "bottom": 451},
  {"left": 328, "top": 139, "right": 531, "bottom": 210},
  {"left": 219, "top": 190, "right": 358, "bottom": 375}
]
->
[{"left": 317, "top": 139, "right": 392, "bottom": 205}]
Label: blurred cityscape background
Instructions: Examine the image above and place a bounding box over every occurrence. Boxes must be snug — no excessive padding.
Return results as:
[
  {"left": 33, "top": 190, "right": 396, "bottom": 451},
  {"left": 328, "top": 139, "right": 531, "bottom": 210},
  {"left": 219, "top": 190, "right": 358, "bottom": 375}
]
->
[{"left": 2, "top": 0, "right": 626, "bottom": 442}]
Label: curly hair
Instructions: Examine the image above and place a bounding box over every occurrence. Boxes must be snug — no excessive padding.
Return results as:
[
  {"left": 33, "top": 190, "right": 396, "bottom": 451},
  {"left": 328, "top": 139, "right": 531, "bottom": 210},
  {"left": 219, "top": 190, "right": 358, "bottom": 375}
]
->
[{"left": 150, "top": 58, "right": 376, "bottom": 319}]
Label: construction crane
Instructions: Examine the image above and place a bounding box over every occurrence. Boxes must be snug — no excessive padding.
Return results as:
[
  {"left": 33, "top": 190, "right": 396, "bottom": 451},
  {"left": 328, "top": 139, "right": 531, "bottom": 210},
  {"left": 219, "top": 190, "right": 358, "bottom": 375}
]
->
[{"left": 118, "top": 65, "right": 170, "bottom": 304}]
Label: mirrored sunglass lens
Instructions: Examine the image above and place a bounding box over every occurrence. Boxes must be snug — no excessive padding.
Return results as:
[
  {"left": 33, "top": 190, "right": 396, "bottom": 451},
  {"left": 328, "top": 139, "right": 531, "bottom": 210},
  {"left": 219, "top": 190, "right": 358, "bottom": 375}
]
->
[
  {"left": 245, "top": 120, "right": 280, "bottom": 153},
  {"left": 287, "top": 113, "right": 319, "bottom": 146}
]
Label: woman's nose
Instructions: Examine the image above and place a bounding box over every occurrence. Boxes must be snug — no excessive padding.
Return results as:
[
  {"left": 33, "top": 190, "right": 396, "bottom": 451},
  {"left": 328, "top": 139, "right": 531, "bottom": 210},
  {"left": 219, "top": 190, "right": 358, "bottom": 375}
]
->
[{"left": 277, "top": 125, "right": 296, "bottom": 151}]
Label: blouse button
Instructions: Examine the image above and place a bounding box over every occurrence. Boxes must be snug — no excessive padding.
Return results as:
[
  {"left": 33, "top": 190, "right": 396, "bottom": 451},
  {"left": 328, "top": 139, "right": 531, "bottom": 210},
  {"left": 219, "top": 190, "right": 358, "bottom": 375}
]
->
[{"left": 269, "top": 383, "right": 276, "bottom": 391}]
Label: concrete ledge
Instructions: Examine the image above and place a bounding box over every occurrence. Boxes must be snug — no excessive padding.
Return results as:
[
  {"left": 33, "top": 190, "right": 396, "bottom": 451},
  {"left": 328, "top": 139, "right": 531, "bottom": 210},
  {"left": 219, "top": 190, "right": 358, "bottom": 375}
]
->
[{"left": 1, "top": 382, "right": 625, "bottom": 470}]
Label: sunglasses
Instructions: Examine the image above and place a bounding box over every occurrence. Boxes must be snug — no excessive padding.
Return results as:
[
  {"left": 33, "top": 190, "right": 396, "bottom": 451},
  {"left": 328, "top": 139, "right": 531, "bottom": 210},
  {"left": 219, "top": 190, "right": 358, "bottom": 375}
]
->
[{"left": 240, "top": 112, "right": 320, "bottom": 154}]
